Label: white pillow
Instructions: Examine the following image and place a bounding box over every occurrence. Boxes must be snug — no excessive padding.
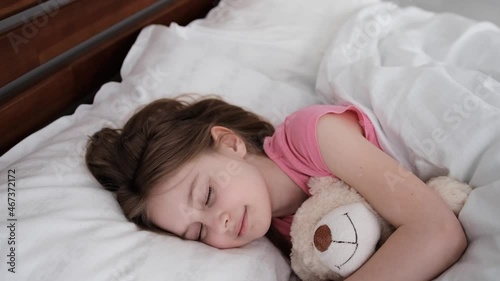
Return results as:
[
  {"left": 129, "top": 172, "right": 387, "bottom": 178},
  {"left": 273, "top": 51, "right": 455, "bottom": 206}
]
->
[
  {"left": 122, "top": 0, "right": 380, "bottom": 93},
  {"left": 0, "top": 1, "right": 378, "bottom": 280}
]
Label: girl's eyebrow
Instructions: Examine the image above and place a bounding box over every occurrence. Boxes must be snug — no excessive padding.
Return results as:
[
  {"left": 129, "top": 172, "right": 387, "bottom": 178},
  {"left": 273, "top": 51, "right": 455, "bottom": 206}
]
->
[
  {"left": 188, "top": 173, "right": 199, "bottom": 206},
  {"left": 182, "top": 173, "right": 199, "bottom": 239}
]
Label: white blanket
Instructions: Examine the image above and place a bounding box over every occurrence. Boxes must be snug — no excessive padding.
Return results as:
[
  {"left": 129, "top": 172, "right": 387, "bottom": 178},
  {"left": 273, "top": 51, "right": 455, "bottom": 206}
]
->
[{"left": 316, "top": 3, "right": 500, "bottom": 280}]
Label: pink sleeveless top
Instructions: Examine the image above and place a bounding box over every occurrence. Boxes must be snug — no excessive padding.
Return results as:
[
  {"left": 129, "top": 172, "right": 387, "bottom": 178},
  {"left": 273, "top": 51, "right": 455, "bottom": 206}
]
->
[{"left": 263, "top": 104, "right": 382, "bottom": 241}]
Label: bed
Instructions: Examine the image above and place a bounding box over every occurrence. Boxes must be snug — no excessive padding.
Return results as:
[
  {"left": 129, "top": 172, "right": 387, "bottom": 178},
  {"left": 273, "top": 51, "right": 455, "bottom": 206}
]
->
[{"left": 1, "top": 0, "right": 500, "bottom": 280}]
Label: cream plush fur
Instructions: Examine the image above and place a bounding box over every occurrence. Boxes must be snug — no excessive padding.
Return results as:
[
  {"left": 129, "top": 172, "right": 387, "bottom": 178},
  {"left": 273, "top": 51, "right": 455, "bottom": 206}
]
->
[{"left": 290, "top": 176, "right": 472, "bottom": 281}]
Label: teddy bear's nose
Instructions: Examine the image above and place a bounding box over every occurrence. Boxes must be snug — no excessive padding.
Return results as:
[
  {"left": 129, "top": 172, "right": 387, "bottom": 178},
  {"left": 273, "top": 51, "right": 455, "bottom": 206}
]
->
[{"left": 314, "top": 224, "right": 333, "bottom": 252}]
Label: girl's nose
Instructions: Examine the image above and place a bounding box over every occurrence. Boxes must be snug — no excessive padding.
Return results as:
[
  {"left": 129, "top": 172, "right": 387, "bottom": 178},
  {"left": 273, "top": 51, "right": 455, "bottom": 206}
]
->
[
  {"left": 209, "top": 211, "right": 230, "bottom": 234},
  {"left": 219, "top": 211, "right": 231, "bottom": 233}
]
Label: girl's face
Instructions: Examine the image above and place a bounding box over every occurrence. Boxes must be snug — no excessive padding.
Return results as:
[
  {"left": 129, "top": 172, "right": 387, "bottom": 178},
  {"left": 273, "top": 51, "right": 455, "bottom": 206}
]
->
[{"left": 146, "top": 129, "right": 273, "bottom": 249}]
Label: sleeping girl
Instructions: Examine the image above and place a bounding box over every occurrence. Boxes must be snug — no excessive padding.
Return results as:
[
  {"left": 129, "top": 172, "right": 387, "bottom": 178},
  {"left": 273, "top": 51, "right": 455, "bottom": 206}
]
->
[{"left": 85, "top": 95, "right": 467, "bottom": 281}]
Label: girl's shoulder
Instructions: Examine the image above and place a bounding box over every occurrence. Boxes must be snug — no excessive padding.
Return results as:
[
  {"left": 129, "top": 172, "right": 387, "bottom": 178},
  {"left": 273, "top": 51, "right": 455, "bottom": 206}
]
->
[
  {"left": 287, "top": 104, "right": 355, "bottom": 119},
  {"left": 282, "top": 104, "right": 369, "bottom": 131},
  {"left": 268, "top": 104, "right": 368, "bottom": 155},
  {"left": 277, "top": 103, "right": 381, "bottom": 151}
]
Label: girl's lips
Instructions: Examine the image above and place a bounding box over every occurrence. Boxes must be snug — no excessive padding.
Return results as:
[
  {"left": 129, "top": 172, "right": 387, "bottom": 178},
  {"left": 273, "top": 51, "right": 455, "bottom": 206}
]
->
[{"left": 238, "top": 207, "right": 247, "bottom": 237}]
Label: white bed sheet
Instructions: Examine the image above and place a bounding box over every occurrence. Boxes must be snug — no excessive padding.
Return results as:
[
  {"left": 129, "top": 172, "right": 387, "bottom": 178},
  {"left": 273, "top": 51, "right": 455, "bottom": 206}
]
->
[{"left": 391, "top": 0, "right": 500, "bottom": 27}]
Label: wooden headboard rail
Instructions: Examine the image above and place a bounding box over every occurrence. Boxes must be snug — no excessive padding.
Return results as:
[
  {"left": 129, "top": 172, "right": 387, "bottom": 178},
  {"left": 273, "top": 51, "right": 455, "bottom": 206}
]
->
[{"left": 0, "top": 0, "right": 217, "bottom": 156}]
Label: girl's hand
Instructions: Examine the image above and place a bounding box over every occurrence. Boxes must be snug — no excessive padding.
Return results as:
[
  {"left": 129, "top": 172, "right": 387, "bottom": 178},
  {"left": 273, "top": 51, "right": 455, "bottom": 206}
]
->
[{"left": 316, "top": 111, "right": 467, "bottom": 281}]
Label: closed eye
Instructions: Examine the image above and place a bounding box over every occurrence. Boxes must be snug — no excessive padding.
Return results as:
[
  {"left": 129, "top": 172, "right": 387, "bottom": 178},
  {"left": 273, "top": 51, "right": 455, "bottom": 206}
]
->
[
  {"left": 205, "top": 186, "right": 213, "bottom": 205},
  {"left": 198, "top": 186, "right": 214, "bottom": 241}
]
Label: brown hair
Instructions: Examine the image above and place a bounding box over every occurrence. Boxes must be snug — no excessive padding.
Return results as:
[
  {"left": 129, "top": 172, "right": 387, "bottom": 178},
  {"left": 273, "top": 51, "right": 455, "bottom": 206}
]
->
[{"left": 85, "top": 95, "right": 291, "bottom": 257}]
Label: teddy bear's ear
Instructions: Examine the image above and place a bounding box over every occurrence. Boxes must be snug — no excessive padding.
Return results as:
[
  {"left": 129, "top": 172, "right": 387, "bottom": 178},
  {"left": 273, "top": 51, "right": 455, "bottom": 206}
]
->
[{"left": 307, "top": 177, "right": 342, "bottom": 196}]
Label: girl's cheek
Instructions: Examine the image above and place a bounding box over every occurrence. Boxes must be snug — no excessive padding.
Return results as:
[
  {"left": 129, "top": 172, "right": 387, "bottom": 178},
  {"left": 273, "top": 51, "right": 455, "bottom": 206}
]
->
[
  {"left": 207, "top": 237, "right": 222, "bottom": 249},
  {"left": 177, "top": 203, "right": 198, "bottom": 221}
]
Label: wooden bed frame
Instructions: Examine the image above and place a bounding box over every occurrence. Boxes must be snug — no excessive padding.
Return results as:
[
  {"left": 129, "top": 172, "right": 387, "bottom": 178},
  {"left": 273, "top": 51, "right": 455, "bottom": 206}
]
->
[{"left": 0, "top": 0, "right": 218, "bottom": 155}]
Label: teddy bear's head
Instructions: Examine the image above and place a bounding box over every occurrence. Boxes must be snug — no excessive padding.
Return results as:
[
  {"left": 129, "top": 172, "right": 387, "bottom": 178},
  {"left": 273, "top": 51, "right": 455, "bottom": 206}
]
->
[
  {"left": 290, "top": 177, "right": 393, "bottom": 281},
  {"left": 289, "top": 176, "right": 471, "bottom": 281}
]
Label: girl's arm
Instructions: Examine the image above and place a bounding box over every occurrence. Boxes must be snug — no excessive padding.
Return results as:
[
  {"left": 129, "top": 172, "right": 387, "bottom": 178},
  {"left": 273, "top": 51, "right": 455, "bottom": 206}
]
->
[{"left": 316, "top": 112, "right": 467, "bottom": 281}]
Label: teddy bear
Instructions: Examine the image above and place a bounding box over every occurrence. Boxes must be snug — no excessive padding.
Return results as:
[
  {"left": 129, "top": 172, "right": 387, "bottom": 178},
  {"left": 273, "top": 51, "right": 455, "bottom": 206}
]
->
[{"left": 290, "top": 176, "right": 472, "bottom": 281}]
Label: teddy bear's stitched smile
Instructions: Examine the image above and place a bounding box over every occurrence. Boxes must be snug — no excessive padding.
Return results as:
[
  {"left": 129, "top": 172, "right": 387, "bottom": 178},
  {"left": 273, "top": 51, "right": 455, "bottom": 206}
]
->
[{"left": 314, "top": 212, "right": 359, "bottom": 270}]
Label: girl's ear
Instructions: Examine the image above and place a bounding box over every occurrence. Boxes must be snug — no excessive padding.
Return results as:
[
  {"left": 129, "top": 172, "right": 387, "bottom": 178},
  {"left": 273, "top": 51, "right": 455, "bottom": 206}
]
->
[{"left": 210, "top": 126, "right": 247, "bottom": 158}]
